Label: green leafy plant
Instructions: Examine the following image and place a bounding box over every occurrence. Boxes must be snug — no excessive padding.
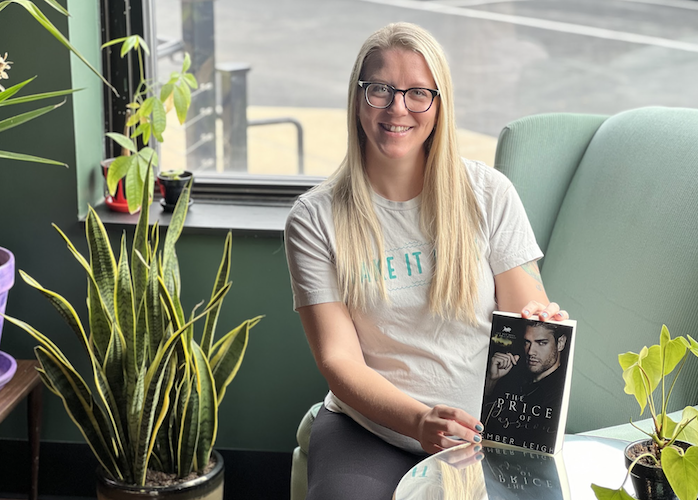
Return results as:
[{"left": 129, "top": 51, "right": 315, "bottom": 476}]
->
[
  {"left": 3, "top": 169, "right": 262, "bottom": 485},
  {"left": 592, "top": 325, "right": 698, "bottom": 500},
  {"left": 102, "top": 35, "right": 198, "bottom": 213},
  {"left": 0, "top": 0, "right": 116, "bottom": 166}
]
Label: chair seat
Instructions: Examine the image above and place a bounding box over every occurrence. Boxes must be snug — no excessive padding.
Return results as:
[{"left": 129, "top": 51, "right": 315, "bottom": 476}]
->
[{"left": 291, "top": 402, "right": 322, "bottom": 500}]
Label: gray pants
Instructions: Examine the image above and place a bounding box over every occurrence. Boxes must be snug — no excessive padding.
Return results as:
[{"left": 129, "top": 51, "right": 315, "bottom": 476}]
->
[{"left": 306, "top": 405, "right": 424, "bottom": 500}]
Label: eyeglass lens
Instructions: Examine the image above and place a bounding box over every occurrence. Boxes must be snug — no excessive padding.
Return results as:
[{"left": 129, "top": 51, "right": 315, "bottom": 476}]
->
[{"left": 365, "top": 83, "right": 434, "bottom": 113}]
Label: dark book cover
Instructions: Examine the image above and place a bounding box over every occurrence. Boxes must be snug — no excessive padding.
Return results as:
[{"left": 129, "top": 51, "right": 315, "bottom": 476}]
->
[{"left": 480, "top": 312, "right": 577, "bottom": 455}]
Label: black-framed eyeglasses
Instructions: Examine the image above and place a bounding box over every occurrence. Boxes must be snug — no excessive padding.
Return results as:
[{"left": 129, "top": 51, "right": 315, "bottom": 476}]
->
[{"left": 358, "top": 81, "right": 440, "bottom": 113}]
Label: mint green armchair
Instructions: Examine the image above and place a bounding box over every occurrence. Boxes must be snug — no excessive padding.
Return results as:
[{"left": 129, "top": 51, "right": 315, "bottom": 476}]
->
[{"left": 291, "top": 107, "right": 698, "bottom": 499}]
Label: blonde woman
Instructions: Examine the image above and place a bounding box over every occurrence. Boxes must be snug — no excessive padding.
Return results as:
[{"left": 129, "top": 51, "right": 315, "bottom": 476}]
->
[{"left": 284, "top": 22, "right": 568, "bottom": 499}]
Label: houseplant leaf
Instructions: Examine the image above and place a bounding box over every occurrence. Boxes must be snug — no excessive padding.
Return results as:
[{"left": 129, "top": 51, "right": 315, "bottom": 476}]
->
[
  {"left": 106, "top": 156, "right": 135, "bottom": 196},
  {"left": 0, "top": 149, "right": 66, "bottom": 166},
  {"left": 201, "top": 232, "right": 232, "bottom": 356},
  {"left": 661, "top": 445, "right": 698, "bottom": 500},
  {"left": 0, "top": 87, "right": 79, "bottom": 106},
  {"left": 590, "top": 484, "right": 635, "bottom": 500},
  {"left": 0, "top": 99, "right": 64, "bottom": 133},
  {"left": 659, "top": 324, "right": 688, "bottom": 377}
]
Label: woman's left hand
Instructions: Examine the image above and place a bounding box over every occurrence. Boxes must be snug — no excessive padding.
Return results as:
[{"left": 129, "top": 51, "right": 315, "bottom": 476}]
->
[{"left": 521, "top": 301, "right": 568, "bottom": 322}]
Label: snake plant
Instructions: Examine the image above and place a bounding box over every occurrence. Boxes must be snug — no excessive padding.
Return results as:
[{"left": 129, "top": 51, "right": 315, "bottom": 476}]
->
[{"left": 4, "top": 169, "right": 262, "bottom": 485}]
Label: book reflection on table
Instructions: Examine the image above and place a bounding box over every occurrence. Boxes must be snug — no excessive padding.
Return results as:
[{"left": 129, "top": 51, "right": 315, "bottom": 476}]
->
[
  {"left": 393, "top": 442, "right": 569, "bottom": 500},
  {"left": 480, "top": 443, "right": 570, "bottom": 500}
]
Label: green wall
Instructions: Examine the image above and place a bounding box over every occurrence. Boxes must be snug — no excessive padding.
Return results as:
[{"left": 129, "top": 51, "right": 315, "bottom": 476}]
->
[{"left": 0, "top": 2, "right": 326, "bottom": 453}]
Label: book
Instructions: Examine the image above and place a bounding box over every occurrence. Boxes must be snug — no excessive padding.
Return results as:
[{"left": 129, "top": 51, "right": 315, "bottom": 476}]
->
[{"left": 480, "top": 312, "right": 577, "bottom": 455}]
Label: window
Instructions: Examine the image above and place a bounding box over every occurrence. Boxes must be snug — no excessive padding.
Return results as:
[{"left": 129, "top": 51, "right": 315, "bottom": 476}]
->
[{"left": 103, "top": 0, "right": 698, "bottom": 203}]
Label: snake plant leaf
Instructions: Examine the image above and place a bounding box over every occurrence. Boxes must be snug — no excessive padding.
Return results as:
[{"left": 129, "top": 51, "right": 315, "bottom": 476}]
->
[
  {"left": 0, "top": 87, "right": 80, "bottom": 107},
  {"left": 128, "top": 363, "right": 147, "bottom": 464},
  {"left": 0, "top": 150, "right": 67, "bottom": 166},
  {"left": 2, "top": 314, "right": 71, "bottom": 367},
  {"left": 162, "top": 179, "right": 192, "bottom": 297},
  {"left": 103, "top": 323, "right": 128, "bottom": 441},
  {"left": 192, "top": 341, "right": 217, "bottom": 468},
  {"left": 52, "top": 224, "right": 112, "bottom": 363},
  {"left": 32, "top": 345, "right": 123, "bottom": 480},
  {"left": 591, "top": 484, "right": 635, "bottom": 500},
  {"left": 18, "top": 270, "right": 90, "bottom": 353},
  {"left": 201, "top": 232, "right": 232, "bottom": 356},
  {"left": 142, "top": 253, "right": 164, "bottom": 361},
  {"left": 132, "top": 167, "right": 151, "bottom": 311},
  {"left": 661, "top": 445, "right": 698, "bottom": 500},
  {"left": 0, "top": 1, "right": 117, "bottom": 94},
  {"left": 177, "top": 371, "right": 200, "bottom": 476},
  {"left": 158, "top": 276, "right": 184, "bottom": 335},
  {"left": 659, "top": 325, "right": 689, "bottom": 377},
  {"left": 134, "top": 330, "right": 182, "bottom": 484},
  {"left": 116, "top": 235, "right": 138, "bottom": 371},
  {"left": 0, "top": 99, "right": 65, "bottom": 133},
  {"left": 210, "top": 316, "right": 262, "bottom": 404},
  {"left": 86, "top": 207, "right": 117, "bottom": 318},
  {"left": 89, "top": 348, "right": 131, "bottom": 483}
]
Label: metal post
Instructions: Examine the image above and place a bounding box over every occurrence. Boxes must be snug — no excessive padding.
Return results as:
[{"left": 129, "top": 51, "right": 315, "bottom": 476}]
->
[
  {"left": 217, "top": 63, "right": 251, "bottom": 172},
  {"left": 182, "top": 0, "right": 217, "bottom": 171}
]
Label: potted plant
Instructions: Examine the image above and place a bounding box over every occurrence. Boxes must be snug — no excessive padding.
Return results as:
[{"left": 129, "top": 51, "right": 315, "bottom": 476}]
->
[
  {"left": 2, "top": 169, "right": 262, "bottom": 496},
  {"left": 592, "top": 325, "right": 698, "bottom": 500},
  {"left": 157, "top": 169, "right": 194, "bottom": 212},
  {"left": 102, "top": 35, "right": 198, "bottom": 214}
]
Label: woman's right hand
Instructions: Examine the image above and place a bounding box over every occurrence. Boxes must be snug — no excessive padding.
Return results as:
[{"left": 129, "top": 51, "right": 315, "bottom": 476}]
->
[{"left": 416, "top": 405, "right": 484, "bottom": 454}]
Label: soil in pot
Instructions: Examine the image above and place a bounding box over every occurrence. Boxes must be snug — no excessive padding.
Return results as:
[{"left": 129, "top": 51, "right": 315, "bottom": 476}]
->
[
  {"left": 625, "top": 440, "right": 692, "bottom": 500},
  {"left": 97, "top": 451, "right": 223, "bottom": 500}
]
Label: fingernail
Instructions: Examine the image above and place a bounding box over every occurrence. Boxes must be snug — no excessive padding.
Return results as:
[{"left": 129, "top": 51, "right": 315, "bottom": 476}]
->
[
  {"left": 474, "top": 445, "right": 482, "bottom": 453},
  {"left": 523, "top": 310, "right": 529, "bottom": 316},
  {"left": 475, "top": 424, "right": 484, "bottom": 432},
  {"left": 540, "top": 312, "right": 548, "bottom": 319},
  {"left": 473, "top": 434, "right": 481, "bottom": 443},
  {"left": 476, "top": 453, "right": 484, "bottom": 461}
]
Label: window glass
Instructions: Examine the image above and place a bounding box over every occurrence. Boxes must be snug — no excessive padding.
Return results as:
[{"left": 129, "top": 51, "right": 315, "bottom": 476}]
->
[{"left": 153, "top": 0, "right": 698, "bottom": 181}]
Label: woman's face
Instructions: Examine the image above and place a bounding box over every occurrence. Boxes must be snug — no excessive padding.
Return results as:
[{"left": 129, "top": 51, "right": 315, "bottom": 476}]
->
[{"left": 358, "top": 48, "right": 438, "bottom": 167}]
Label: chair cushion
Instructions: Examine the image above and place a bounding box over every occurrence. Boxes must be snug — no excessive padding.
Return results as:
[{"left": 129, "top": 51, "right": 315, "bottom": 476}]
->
[{"left": 297, "top": 402, "right": 323, "bottom": 453}]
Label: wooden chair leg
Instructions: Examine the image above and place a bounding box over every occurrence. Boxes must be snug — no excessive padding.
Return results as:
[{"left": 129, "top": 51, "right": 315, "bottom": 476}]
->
[{"left": 27, "top": 384, "right": 42, "bottom": 500}]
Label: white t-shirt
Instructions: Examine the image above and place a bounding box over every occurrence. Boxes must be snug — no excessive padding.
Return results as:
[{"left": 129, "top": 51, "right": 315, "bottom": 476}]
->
[{"left": 284, "top": 159, "right": 543, "bottom": 454}]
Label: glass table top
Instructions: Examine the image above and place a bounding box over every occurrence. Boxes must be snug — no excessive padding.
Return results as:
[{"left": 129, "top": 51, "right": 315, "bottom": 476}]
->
[{"left": 393, "top": 435, "right": 633, "bottom": 500}]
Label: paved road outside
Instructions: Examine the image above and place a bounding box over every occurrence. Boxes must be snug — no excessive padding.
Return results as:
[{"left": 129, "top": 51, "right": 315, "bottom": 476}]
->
[{"left": 154, "top": 0, "right": 698, "bottom": 176}]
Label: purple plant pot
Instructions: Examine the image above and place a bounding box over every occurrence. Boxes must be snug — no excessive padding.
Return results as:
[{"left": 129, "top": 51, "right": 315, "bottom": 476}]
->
[
  {"left": 0, "top": 246, "right": 15, "bottom": 348},
  {"left": 0, "top": 351, "right": 17, "bottom": 391}
]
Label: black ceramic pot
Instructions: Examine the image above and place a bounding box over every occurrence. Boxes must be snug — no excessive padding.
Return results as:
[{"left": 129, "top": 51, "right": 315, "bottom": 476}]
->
[
  {"left": 157, "top": 171, "right": 194, "bottom": 212},
  {"left": 96, "top": 451, "right": 224, "bottom": 500},
  {"left": 624, "top": 440, "right": 691, "bottom": 500}
]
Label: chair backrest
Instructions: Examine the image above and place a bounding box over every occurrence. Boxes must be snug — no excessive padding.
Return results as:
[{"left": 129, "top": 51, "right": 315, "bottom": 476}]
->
[{"left": 495, "top": 107, "right": 698, "bottom": 432}]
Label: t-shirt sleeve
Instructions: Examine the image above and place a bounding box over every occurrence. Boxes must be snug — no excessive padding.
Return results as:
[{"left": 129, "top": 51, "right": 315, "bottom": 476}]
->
[
  {"left": 486, "top": 175, "right": 543, "bottom": 276},
  {"left": 284, "top": 198, "right": 342, "bottom": 310}
]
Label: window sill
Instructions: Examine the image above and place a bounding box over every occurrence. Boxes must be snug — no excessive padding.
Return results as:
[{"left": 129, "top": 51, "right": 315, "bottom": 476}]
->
[{"left": 91, "top": 198, "right": 292, "bottom": 236}]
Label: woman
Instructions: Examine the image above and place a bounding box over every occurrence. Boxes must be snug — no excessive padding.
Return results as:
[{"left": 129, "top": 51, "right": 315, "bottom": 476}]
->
[{"left": 284, "top": 22, "right": 568, "bottom": 499}]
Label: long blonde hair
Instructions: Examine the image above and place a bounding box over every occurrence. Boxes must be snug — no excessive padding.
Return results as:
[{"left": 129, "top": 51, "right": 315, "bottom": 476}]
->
[{"left": 330, "top": 22, "right": 482, "bottom": 322}]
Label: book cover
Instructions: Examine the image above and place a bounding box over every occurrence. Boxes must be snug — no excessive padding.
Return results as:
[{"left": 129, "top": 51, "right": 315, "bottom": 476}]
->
[{"left": 480, "top": 312, "right": 577, "bottom": 455}]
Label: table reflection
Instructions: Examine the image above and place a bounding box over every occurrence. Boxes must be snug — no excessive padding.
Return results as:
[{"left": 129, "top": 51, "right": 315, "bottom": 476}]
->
[{"left": 394, "top": 436, "right": 631, "bottom": 500}]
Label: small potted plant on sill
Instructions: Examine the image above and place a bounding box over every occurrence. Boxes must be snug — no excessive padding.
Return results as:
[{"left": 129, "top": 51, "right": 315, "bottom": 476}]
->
[
  {"left": 157, "top": 169, "right": 194, "bottom": 212},
  {"left": 3, "top": 168, "right": 262, "bottom": 498},
  {"left": 592, "top": 325, "right": 698, "bottom": 500},
  {"left": 102, "top": 35, "right": 197, "bottom": 214}
]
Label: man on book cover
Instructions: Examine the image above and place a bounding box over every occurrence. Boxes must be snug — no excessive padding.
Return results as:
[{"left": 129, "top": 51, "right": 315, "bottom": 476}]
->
[{"left": 481, "top": 319, "right": 572, "bottom": 453}]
